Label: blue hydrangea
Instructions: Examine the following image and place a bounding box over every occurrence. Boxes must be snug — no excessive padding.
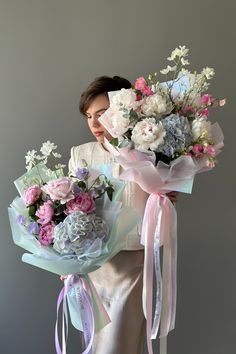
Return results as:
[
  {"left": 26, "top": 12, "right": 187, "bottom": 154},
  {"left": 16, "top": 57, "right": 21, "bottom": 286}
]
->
[{"left": 156, "top": 114, "right": 192, "bottom": 157}]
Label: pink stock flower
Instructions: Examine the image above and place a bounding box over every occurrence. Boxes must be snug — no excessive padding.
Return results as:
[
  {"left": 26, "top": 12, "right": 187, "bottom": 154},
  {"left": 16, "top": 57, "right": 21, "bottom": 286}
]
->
[
  {"left": 23, "top": 185, "right": 42, "bottom": 206},
  {"left": 65, "top": 192, "right": 95, "bottom": 215},
  {"left": 135, "top": 77, "right": 154, "bottom": 96},
  {"left": 38, "top": 222, "right": 55, "bottom": 246},
  {"left": 42, "top": 177, "right": 74, "bottom": 203},
  {"left": 36, "top": 200, "right": 54, "bottom": 225},
  {"left": 198, "top": 108, "right": 209, "bottom": 118},
  {"left": 192, "top": 144, "right": 204, "bottom": 157},
  {"left": 200, "top": 94, "right": 212, "bottom": 106},
  {"left": 204, "top": 145, "right": 216, "bottom": 157}
]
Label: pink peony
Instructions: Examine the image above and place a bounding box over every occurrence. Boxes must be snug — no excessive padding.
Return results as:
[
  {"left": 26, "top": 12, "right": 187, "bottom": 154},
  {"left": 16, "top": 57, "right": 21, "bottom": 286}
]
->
[
  {"left": 200, "top": 94, "right": 212, "bottom": 106},
  {"left": 38, "top": 222, "right": 55, "bottom": 246},
  {"left": 42, "top": 177, "right": 74, "bottom": 203},
  {"left": 36, "top": 200, "right": 54, "bottom": 225},
  {"left": 135, "top": 77, "right": 154, "bottom": 96},
  {"left": 65, "top": 192, "right": 95, "bottom": 215},
  {"left": 24, "top": 185, "right": 42, "bottom": 206}
]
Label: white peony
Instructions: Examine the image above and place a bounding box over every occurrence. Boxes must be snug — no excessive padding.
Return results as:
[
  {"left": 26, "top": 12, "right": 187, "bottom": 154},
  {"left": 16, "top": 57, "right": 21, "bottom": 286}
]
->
[
  {"left": 109, "top": 88, "right": 141, "bottom": 110},
  {"left": 141, "top": 94, "right": 173, "bottom": 117},
  {"left": 191, "top": 117, "right": 212, "bottom": 141},
  {"left": 131, "top": 118, "right": 166, "bottom": 151}
]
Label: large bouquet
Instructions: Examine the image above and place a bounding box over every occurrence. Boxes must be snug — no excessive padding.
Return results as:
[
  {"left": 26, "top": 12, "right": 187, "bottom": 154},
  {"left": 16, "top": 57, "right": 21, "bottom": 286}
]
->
[
  {"left": 8, "top": 141, "right": 139, "bottom": 354},
  {"left": 99, "top": 46, "right": 225, "bottom": 354}
]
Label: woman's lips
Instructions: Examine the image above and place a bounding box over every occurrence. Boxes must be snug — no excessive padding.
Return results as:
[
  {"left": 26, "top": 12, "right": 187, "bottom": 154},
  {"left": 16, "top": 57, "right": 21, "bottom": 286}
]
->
[{"left": 94, "top": 131, "right": 103, "bottom": 137}]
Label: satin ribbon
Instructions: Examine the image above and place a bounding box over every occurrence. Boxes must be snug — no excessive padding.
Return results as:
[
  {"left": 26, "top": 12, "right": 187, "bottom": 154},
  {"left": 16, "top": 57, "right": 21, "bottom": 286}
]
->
[
  {"left": 55, "top": 275, "right": 95, "bottom": 354},
  {"left": 141, "top": 193, "right": 177, "bottom": 354}
]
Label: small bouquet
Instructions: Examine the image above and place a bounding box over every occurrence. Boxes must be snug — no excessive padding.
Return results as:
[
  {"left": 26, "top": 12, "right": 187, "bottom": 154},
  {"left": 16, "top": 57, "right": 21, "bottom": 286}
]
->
[
  {"left": 8, "top": 141, "right": 139, "bottom": 354},
  {"left": 98, "top": 46, "right": 225, "bottom": 354}
]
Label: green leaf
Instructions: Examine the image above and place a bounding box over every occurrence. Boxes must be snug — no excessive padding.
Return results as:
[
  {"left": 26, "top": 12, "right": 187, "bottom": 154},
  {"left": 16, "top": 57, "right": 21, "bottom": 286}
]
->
[
  {"left": 106, "top": 186, "right": 114, "bottom": 201},
  {"left": 28, "top": 205, "right": 36, "bottom": 218},
  {"left": 110, "top": 138, "right": 119, "bottom": 147}
]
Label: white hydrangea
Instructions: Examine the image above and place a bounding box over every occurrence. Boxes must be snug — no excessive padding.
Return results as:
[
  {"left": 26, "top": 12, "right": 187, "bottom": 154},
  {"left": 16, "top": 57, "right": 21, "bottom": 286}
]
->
[
  {"left": 109, "top": 88, "right": 141, "bottom": 110},
  {"left": 131, "top": 118, "right": 166, "bottom": 151},
  {"left": 141, "top": 94, "right": 173, "bottom": 117},
  {"left": 191, "top": 117, "right": 212, "bottom": 141}
]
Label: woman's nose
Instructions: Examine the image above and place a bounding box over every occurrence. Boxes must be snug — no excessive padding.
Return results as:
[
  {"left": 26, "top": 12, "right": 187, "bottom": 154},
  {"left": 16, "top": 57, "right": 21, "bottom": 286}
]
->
[{"left": 91, "top": 117, "right": 100, "bottom": 127}]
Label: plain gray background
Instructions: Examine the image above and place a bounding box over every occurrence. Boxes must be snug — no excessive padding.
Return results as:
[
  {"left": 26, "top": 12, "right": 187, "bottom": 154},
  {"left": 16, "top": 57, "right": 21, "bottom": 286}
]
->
[{"left": 0, "top": 1, "right": 235, "bottom": 353}]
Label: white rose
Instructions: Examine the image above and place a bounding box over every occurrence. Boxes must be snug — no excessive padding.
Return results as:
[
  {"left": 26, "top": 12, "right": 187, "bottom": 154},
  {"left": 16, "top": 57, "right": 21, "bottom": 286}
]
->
[
  {"left": 131, "top": 118, "right": 166, "bottom": 151},
  {"left": 191, "top": 117, "right": 212, "bottom": 141},
  {"left": 141, "top": 94, "right": 172, "bottom": 117},
  {"left": 109, "top": 88, "right": 141, "bottom": 110}
]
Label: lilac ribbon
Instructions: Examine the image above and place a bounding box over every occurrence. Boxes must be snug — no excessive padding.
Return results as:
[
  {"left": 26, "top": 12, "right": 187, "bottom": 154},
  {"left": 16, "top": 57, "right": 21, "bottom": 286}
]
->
[{"left": 55, "top": 275, "right": 95, "bottom": 354}]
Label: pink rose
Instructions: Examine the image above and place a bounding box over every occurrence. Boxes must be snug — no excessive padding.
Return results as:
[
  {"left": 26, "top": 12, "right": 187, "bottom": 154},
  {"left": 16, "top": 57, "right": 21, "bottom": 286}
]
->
[
  {"left": 200, "top": 94, "right": 212, "bottom": 106},
  {"left": 42, "top": 177, "right": 74, "bottom": 203},
  {"left": 38, "top": 222, "right": 55, "bottom": 246},
  {"left": 192, "top": 144, "right": 204, "bottom": 157},
  {"left": 65, "top": 192, "right": 95, "bottom": 215},
  {"left": 24, "top": 185, "right": 42, "bottom": 206},
  {"left": 36, "top": 200, "right": 54, "bottom": 225},
  {"left": 135, "top": 77, "right": 154, "bottom": 96},
  {"left": 204, "top": 145, "right": 216, "bottom": 157}
]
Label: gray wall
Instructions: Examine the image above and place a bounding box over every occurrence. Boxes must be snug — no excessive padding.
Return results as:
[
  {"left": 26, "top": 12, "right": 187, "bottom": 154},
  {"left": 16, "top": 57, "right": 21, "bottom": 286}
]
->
[{"left": 0, "top": 1, "right": 235, "bottom": 353}]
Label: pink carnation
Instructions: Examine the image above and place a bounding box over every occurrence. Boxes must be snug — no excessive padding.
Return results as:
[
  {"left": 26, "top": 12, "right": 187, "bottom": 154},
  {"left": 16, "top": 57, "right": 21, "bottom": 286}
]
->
[
  {"left": 38, "top": 222, "right": 55, "bottom": 246},
  {"left": 36, "top": 200, "right": 54, "bottom": 225},
  {"left": 135, "top": 77, "right": 154, "bottom": 96},
  {"left": 24, "top": 185, "right": 42, "bottom": 206},
  {"left": 42, "top": 177, "right": 74, "bottom": 203},
  {"left": 65, "top": 192, "right": 95, "bottom": 215}
]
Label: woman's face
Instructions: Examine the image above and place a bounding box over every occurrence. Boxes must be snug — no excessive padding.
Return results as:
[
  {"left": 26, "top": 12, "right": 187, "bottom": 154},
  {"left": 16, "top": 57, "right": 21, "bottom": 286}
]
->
[{"left": 85, "top": 94, "right": 113, "bottom": 143}]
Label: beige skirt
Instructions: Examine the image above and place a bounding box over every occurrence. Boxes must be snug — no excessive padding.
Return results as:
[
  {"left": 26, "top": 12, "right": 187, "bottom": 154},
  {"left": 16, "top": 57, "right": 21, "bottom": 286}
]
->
[{"left": 89, "top": 250, "right": 145, "bottom": 354}]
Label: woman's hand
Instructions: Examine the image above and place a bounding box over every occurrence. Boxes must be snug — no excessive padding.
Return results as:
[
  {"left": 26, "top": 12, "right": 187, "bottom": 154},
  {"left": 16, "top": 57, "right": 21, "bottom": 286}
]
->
[
  {"left": 60, "top": 275, "right": 67, "bottom": 281},
  {"left": 166, "top": 191, "right": 179, "bottom": 204}
]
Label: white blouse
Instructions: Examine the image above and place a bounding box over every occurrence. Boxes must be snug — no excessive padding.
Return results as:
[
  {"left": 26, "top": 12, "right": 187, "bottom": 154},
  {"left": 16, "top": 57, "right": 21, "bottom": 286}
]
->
[{"left": 68, "top": 142, "right": 149, "bottom": 250}]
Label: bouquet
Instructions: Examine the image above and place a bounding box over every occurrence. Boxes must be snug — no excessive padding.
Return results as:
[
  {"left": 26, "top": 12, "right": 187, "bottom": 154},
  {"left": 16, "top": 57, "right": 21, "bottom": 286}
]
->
[
  {"left": 8, "top": 141, "right": 139, "bottom": 354},
  {"left": 98, "top": 46, "right": 225, "bottom": 354}
]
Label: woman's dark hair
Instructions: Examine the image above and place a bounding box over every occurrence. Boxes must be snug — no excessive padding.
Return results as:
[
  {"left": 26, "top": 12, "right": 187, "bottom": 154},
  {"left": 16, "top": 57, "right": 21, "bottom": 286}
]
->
[{"left": 79, "top": 75, "right": 132, "bottom": 115}]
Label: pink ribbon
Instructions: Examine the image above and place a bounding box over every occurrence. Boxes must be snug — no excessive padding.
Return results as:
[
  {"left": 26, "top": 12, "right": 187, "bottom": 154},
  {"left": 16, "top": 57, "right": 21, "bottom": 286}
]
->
[
  {"left": 141, "top": 193, "right": 177, "bottom": 354},
  {"left": 55, "top": 275, "right": 95, "bottom": 354}
]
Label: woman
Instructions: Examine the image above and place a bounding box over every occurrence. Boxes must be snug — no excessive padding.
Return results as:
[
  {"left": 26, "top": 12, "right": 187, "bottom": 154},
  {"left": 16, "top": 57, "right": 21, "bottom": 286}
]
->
[{"left": 68, "top": 75, "right": 178, "bottom": 354}]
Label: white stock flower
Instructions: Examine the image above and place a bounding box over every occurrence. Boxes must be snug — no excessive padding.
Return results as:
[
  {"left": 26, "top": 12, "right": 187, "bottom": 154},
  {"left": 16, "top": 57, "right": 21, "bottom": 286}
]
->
[
  {"left": 201, "top": 67, "right": 215, "bottom": 80},
  {"left": 52, "top": 152, "right": 62, "bottom": 159},
  {"left": 141, "top": 94, "right": 173, "bottom": 117},
  {"left": 110, "top": 88, "right": 140, "bottom": 110},
  {"left": 131, "top": 118, "right": 166, "bottom": 151},
  {"left": 160, "top": 65, "right": 177, "bottom": 75},
  {"left": 167, "top": 45, "right": 189, "bottom": 61},
  {"left": 40, "top": 141, "right": 57, "bottom": 156},
  {"left": 191, "top": 117, "right": 212, "bottom": 141}
]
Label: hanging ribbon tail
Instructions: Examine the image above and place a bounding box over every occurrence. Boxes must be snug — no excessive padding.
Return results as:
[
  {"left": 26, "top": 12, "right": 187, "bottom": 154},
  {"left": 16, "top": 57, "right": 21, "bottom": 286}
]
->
[
  {"left": 141, "top": 194, "right": 177, "bottom": 354},
  {"left": 67, "top": 274, "right": 110, "bottom": 334},
  {"left": 55, "top": 275, "right": 98, "bottom": 354}
]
